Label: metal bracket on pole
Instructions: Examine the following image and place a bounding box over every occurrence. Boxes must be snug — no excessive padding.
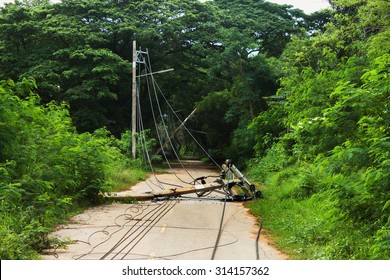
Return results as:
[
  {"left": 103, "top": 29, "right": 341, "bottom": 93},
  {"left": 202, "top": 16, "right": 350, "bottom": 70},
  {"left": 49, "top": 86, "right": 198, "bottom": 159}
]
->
[
  {"left": 137, "top": 68, "right": 174, "bottom": 78},
  {"left": 136, "top": 50, "right": 147, "bottom": 64},
  {"left": 222, "top": 159, "right": 261, "bottom": 199}
]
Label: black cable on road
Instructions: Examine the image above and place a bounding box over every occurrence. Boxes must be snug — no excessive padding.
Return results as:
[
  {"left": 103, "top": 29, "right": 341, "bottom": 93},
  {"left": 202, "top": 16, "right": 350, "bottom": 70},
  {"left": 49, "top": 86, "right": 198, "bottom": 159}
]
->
[
  {"left": 100, "top": 202, "right": 170, "bottom": 260},
  {"left": 119, "top": 200, "right": 177, "bottom": 260},
  {"left": 73, "top": 203, "right": 155, "bottom": 260},
  {"left": 211, "top": 196, "right": 227, "bottom": 260},
  {"left": 256, "top": 222, "right": 263, "bottom": 260}
]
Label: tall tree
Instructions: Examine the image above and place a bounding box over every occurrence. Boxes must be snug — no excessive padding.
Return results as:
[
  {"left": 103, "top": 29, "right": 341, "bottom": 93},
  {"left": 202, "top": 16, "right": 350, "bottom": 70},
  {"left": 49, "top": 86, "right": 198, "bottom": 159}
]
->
[
  {"left": 194, "top": 0, "right": 309, "bottom": 161},
  {"left": 214, "top": 0, "right": 307, "bottom": 56}
]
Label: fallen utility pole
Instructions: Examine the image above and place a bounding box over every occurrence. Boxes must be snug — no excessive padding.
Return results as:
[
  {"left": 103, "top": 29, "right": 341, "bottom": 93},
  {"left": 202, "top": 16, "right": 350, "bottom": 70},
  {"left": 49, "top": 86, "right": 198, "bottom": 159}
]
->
[
  {"left": 104, "top": 159, "right": 262, "bottom": 202},
  {"left": 105, "top": 179, "right": 239, "bottom": 201}
]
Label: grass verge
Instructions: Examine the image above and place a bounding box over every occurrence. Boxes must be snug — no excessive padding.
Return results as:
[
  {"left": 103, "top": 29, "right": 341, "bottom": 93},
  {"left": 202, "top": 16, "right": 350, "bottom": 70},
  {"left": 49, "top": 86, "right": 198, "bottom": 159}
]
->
[
  {"left": 246, "top": 167, "right": 334, "bottom": 259},
  {"left": 246, "top": 163, "right": 384, "bottom": 260},
  {"left": 109, "top": 167, "right": 148, "bottom": 192}
]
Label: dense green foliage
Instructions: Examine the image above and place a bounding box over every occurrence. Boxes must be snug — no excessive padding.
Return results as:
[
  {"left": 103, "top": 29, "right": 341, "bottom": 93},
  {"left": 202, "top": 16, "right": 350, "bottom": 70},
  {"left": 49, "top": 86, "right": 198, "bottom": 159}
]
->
[
  {"left": 0, "top": 0, "right": 313, "bottom": 158},
  {"left": 247, "top": 0, "right": 389, "bottom": 259},
  {"left": 0, "top": 78, "right": 145, "bottom": 259},
  {"left": 1, "top": 0, "right": 388, "bottom": 260}
]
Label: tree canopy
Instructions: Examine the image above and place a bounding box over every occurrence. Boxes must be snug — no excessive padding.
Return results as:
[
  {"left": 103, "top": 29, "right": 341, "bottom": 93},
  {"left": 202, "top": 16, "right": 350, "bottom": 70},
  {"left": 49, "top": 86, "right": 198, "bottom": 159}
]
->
[{"left": 0, "top": 0, "right": 310, "bottom": 139}]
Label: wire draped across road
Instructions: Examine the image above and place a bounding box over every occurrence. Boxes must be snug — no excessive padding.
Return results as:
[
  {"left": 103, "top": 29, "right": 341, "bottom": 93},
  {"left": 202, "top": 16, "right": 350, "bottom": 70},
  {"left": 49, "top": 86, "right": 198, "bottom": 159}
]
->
[
  {"left": 73, "top": 201, "right": 178, "bottom": 260},
  {"left": 68, "top": 199, "right": 250, "bottom": 260},
  {"left": 135, "top": 49, "right": 222, "bottom": 191}
]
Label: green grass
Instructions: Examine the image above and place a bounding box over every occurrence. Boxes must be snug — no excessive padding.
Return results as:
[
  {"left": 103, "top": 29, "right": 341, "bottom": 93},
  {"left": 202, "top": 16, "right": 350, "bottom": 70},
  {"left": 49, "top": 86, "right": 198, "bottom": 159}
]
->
[
  {"left": 246, "top": 164, "right": 380, "bottom": 260},
  {"left": 109, "top": 168, "right": 147, "bottom": 192},
  {"left": 247, "top": 170, "right": 333, "bottom": 259}
]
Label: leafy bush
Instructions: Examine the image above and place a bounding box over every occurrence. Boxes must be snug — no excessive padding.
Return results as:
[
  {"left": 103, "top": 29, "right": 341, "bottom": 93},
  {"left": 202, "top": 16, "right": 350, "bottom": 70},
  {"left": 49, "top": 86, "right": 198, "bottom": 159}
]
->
[
  {"left": 247, "top": 142, "right": 289, "bottom": 183},
  {"left": 0, "top": 79, "right": 144, "bottom": 259}
]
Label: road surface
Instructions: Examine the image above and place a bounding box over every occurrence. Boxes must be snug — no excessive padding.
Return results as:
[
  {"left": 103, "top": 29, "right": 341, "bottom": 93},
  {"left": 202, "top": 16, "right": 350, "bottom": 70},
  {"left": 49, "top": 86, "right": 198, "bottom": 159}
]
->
[{"left": 42, "top": 163, "right": 287, "bottom": 260}]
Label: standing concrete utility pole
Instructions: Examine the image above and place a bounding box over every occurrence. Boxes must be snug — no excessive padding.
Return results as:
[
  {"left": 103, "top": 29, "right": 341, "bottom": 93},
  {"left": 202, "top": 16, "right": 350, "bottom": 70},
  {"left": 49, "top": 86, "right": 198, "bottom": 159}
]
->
[
  {"left": 131, "top": 43, "right": 174, "bottom": 159},
  {"left": 131, "top": 40, "right": 137, "bottom": 159}
]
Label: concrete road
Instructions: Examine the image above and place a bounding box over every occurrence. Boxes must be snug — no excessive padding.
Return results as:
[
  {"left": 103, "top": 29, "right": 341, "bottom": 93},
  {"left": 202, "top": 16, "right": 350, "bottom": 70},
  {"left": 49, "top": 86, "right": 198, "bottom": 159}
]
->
[{"left": 42, "top": 166, "right": 287, "bottom": 260}]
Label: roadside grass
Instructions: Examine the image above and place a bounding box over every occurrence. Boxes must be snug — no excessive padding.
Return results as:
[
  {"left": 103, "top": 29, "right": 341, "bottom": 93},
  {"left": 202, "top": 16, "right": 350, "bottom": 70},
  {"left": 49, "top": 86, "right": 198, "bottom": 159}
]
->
[
  {"left": 246, "top": 163, "right": 380, "bottom": 260},
  {"left": 246, "top": 168, "right": 334, "bottom": 259},
  {"left": 109, "top": 167, "right": 148, "bottom": 192}
]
